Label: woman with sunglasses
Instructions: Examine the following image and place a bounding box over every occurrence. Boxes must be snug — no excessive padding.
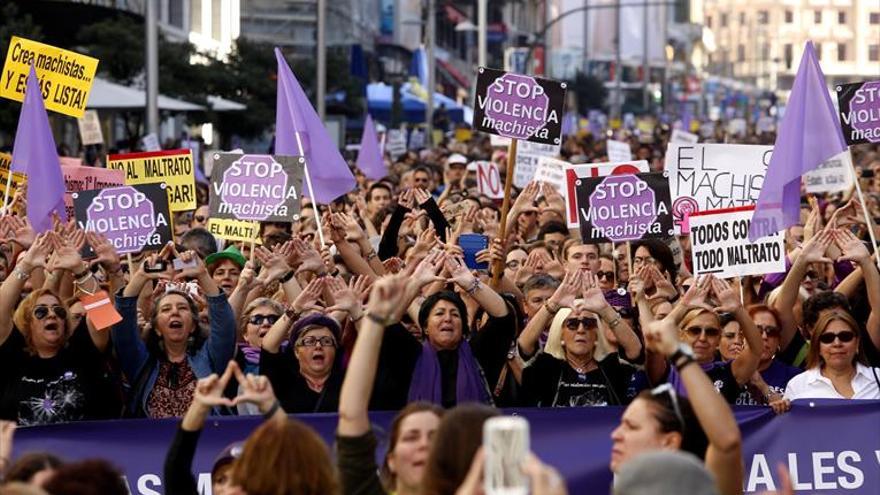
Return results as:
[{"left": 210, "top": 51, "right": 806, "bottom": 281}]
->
[
  {"left": 519, "top": 270, "right": 642, "bottom": 407},
  {"left": 610, "top": 315, "right": 744, "bottom": 495},
  {"left": 734, "top": 305, "right": 802, "bottom": 406},
  {"left": 0, "top": 233, "right": 116, "bottom": 425},
  {"left": 777, "top": 310, "right": 880, "bottom": 407},
  {"left": 229, "top": 298, "right": 286, "bottom": 414},
  {"left": 643, "top": 276, "right": 763, "bottom": 404}
]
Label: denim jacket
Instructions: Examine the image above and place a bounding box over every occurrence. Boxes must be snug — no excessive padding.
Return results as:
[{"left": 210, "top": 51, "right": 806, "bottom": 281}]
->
[{"left": 113, "top": 292, "right": 236, "bottom": 417}]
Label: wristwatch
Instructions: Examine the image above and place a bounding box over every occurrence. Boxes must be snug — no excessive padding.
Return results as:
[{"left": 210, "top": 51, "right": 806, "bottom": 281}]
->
[{"left": 669, "top": 343, "right": 695, "bottom": 371}]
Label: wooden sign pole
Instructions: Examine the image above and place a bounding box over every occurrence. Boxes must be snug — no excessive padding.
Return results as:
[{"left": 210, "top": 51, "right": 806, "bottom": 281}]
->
[{"left": 491, "top": 138, "right": 518, "bottom": 289}]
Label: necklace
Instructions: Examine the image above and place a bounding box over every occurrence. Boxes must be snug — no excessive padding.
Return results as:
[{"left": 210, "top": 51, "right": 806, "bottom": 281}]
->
[{"left": 566, "top": 356, "right": 594, "bottom": 375}]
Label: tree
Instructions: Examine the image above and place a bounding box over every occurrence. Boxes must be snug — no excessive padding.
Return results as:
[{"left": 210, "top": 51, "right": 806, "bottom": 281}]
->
[
  {"left": 570, "top": 71, "right": 608, "bottom": 115},
  {"left": 0, "top": 3, "right": 43, "bottom": 146}
]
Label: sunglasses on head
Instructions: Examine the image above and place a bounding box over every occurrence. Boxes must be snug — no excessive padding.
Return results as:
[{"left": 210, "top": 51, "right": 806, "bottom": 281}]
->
[
  {"left": 248, "top": 314, "right": 280, "bottom": 326},
  {"left": 564, "top": 317, "right": 599, "bottom": 331},
  {"left": 685, "top": 326, "right": 721, "bottom": 338},
  {"left": 651, "top": 383, "right": 685, "bottom": 432},
  {"left": 818, "top": 330, "right": 856, "bottom": 345},
  {"left": 34, "top": 305, "right": 67, "bottom": 321},
  {"left": 596, "top": 270, "right": 615, "bottom": 280}
]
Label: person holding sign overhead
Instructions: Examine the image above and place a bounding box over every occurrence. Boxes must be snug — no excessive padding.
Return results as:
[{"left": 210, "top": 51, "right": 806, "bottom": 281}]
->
[{"left": 113, "top": 243, "right": 236, "bottom": 418}]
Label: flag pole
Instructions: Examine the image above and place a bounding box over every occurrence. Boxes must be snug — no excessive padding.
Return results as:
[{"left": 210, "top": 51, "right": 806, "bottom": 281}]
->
[
  {"left": 293, "top": 132, "right": 327, "bottom": 248},
  {"left": 1, "top": 173, "right": 12, "bottom": 213},
  {"left": 848, "top": 161, "right": 880, "bottom": 268},
  {"left": 491, "top": 138, "right": 518, "bottom": 289}
]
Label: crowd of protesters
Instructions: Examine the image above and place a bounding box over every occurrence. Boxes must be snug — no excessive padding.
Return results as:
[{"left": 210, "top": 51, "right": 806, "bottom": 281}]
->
[{"left": 0, "top": 120, "right": 879, "bottom": 495}]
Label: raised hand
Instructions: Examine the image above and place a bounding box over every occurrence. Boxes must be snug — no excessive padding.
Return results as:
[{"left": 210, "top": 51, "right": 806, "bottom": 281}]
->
[
  {"left": 643, "top": 317, "right": 679, "bottom": 357},
  {"left": 236, "top": 261, "right": 262, "bottom": 292},
  {"left": 290, "top": 277, "right": 325, "bottom": 313},
  {"left": 7, "top": 215, "right": 35, "bottom": 249},
  {"left": 628, "top": 266, "right": 648, "bottom": 300},
  {"left": 324, "top": 276, "right": 363, "bottom": 315},
  {"left": 49, "top": 231, "right": 86, "bottom": 272},
  {"left": 711, "top": 276, "right": 741, "bottom": 313},
  {"left": 292, "top": 238, "right": 325, "bottom": 275},
  {"left": 366, "top": 274, "right": 408, "bottom": 323},
  {"left": 255, "top": 243, "right": 293, "bottom": 284},
  {"left": 192, "top": 364, "right": 235, "bottom": 409},
  {"left": 681, "top": 275, "right": 713, "bottom": 311},
  {"left": 799, "top": 230, "right": 833, "bottom": 264},
  {"left": 646, "top": 266, "right": 677, "bottom": 301},
  {"left": 86, "top": 232, "right": 122, "bottom": 273},
  {"left": 334, "top": 212, "right": 366, "bottom": 242},
  {"left": 172, "top": 248, "right": 207, "bottom": 281},
  {"left": 412, "top": 188, "right": 432, "bottom": 206},
  {"left": 514, "top": 251, "right": 540, "bottom": 286},
  {"left": 512, "top": 181, "right": 540, "bottom": 213},
  {"left": 410, "top": 250, "right": 448, "bottom": 289},
  {"left": 833, "top": 228, "right": 871, "bottom": 264},
  {"left": 580, "top": 270, "right": 608, "bottom": 313},
  {"left": 444, "top": 254, "right": 476, "bottom": 289},
  {"left": 229, "top": 360, "right": 278, "bottom": 413},
  {"left": 383, "top": 256, "right": 404, "bottom": 274},
  {"left": 548, "top": 270, "right": 583, "bottom": 309},
  {"left": 20, "top": 233, "right": 51, "bottom": 270}
]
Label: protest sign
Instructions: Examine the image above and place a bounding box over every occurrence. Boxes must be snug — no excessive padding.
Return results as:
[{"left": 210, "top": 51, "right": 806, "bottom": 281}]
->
[
  {"left": 804, "top": 150, "right": 853, "bottom": 194},
  {"left": 454, "top": 128, "right": 473, "bottom": 142},
  {"left": 408, "top": 128, "right": 425, "bottom": 150},
  {"left": 475, "top": 161, "right": 504, "bottom": 199},
  {"left": 534, "top": 156, "right": 568, "bottom": 193},
  {"left": 490, "top": 134, "right": 511, "bottom": 147},
  {"left": 76, "top": 110, "right": 103, "bottom": 145},
  {"left": 207, "top": 219, "right": 262, "bottom": 244},
  {"left": 563, "top": 160, "right": 650, "bottom": 227},
  {"left": 58, "top": 156, "right": 82, "bottom": 168},
  {"left": 575, "top": 172, "right": 673, "bottom": 243},
  {"left": 473, "top": 67, "right": 566, "bottom": 145},
  {"left": 688, "top": 206, "right": 785, "bottom": 278},
  {"left": 73, "top": 183, "right": 172, "bottom": 255},
  {"left": 385, "top": 129, "right": 407, "bottom": 160},
  {"left": 0, "top": 153, "right": 25, "bottom": 209},
  {"left": 209, "top": 153, "right": 303, "bottom": 223},
  {"left": 606, "top": 139, "right": 632, "bottom": 162},
  {"left": 836, "top": 80, "right": 880, "bottom": 145},
  {"left": 756, "top": 115, "right": 775, "bottom": 133},
  {"left": 699, "top": 121, "right": 715, "bottom": 138},
  {"left": 107, "top": 149, "right": 196, "bottom": 211},
  {"left": 141, "top": 133, "right": 161, "bottom": 152},
  {"left": 513, "top": 141, "right": 559, "bottom": 188},
  {"left": 665, "top": 143, "right": 772, "bottom": 233},
  {"left": 727, "top": 118, "right": 747, "bottom": 136},
  {"left": 61, "top": 165, "right": 125, "bottom": 219},
  {"left": 0, "top": 37, "right": 98, "bottom": 118},
  {"left": 669, "top": 128, "right": 698, "bottom": 145}
]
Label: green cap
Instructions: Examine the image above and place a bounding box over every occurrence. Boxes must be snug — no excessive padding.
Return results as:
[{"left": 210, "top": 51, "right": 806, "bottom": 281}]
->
[{"left": 205, "top": 245, "right": 246, "bottom": 269}]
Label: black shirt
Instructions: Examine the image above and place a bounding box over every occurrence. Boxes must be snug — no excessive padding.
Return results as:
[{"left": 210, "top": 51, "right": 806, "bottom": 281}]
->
[
  {"left": 521, "top": 352, "right": 634, "bottom": 407},
  {"left": 260, "top": 347, "right": 343, "bottom": 413},
  {"left": 0, "top": 321, "right": 115, "bottom": 425}
]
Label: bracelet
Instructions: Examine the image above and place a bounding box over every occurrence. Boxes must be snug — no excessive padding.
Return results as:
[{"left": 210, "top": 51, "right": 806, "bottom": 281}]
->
[
  {"left": 75, "top": 270, "right": 93, "bottom": 285},
  {"left": 280, "top": 270, "right": 295, "bottom": 283},
  {"left": 73, "top": 265, "right": 90, "bottom": 279},
  {"left": 466, "top": 278, "right": 481, "bottom": 295},
  {"left": 261, "top": 400, "right": 281, "bottom": 419},
  {"left": 365, "top": 312, "right": 390, "bottom": 326},
  {"left": 351, "top": 311, "right": 365, "bottom": 322},
  {"left": 671, "top": 352, "right": 695, "bottom": 371},
  {"left": 603, "top": 309, "right": 622, "bottom": 328},
  {"left": 365, "top": 249, "right": 377, "bottom": 261},
  {"left": 285, "top": 308, "right": 301, "bottom": 320},
  {"left": 12, "top": 267, "right": 29, "bottom": 281}
]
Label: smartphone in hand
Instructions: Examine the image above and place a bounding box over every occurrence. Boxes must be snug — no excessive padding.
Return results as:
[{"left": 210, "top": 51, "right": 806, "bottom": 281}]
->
[
  {"left": 459, "top": 233, "right": 489, "bottom": 270},
  {"left": 483, "top": 416, "right": 530, "bottom": 495}
]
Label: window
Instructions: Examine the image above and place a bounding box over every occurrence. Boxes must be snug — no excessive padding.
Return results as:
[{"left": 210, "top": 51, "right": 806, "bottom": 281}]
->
[
  {"left": 761, "top": 44, "right": 770, "bottom": 61},
  {"left": 815, "top": 42, "right": 822, "bottom": 61},
  {"left": 784, "top": 44, "right": 793, "bottom": 68},
  {"left": 838, "top": 11, "right": 846, "bottom": 24},
  {"left": 191, "top": 0, "right": 202, "bottom": 33},
  {"left": 785, "top": 10, "right": 793, "bottom": 23},
  {"left": 721, "top": 13, "right": 728, "bottom": 27},
  {"left": 706, "top": 15, "right": 712, "bottom": 28},
  {"left": 837, "top": 43, "right": 847, "bottom": 61},
  {"left": 814, "top": 10, "right": 822, "bottom": 23},
  {"left": 739, "top": 12, "right": 746, "bottom": 24},
  {"left": 737, "top": 44, "right": 745, "bottom": 62},
  {"left": 871, "top": 13, "right": 880, "bottom": 24},
  {"left": 870, "top": 45, "right": 879, "bottom": 62},
  {"left": 758, "top": 11, "right": 769, "bottom": 24},
  {"left": 212, "top": 0, "right": 222, "bottom": 41}
]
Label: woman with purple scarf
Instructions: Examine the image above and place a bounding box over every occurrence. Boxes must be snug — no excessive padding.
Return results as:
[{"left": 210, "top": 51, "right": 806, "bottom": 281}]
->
[
  {"left": 226, "top": 298, "right": 286, "bottom": 414},
  {"left": 371, "top": 252, "right": 515, "bottom": 410}
]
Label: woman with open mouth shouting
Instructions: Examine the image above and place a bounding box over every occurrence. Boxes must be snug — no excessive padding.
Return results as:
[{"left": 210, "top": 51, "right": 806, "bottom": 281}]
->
[
  {"left": 0, "top": 231, "right": 117, "bottom": 425},
  {"left": 114, "top": 242, "right": 236, "bottom": 418}
]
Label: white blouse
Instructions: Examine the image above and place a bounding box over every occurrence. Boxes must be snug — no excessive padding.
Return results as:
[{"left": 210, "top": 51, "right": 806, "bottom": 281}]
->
[{"left": 783, "top": 364, "right": 880, "bottom": 401}]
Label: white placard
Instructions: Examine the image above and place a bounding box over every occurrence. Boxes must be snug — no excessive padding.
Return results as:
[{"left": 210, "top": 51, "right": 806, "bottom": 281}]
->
[
  {"left": 476, "top": 160, "right": 504, "bottom": 199},
  {"left": 727, "top": 118, "right": 747, "bottom": 136},
  {"left": 77, "top": 110, "right": 104, "bottom": 146},
  {"left": 699, "top": 121, "right": 715, "bottom": 138},
  {"left": 490, "top": 134, "right": 512, "bottom": 147},
  {"left": 669, "top": 129, "right": 698, "bottom": 145},
  {"left": 513, "top": 141, "right": 560, "bottom": 188},
  {"left": 665, "top": 143, "right": 773, "bottom": 234},
  {"left": 804, "top": 150, "right": 854, "bottom": 194},
  {"left": 563, "top": 160, "right": 650, "bottom": 227},
  {"left": 756, "top": 116, "right": 776, "bottom": 133},
  {"left": 386, "top": 129, "right": 407, "bottom": 160},
  {"left": 689, "top": 206, "right": 785, "bottom": 278},
  {"left": 534, "top": 156, "right": 568, "bottom": 193},
  {"left": 408, "top": 129, "right": 425, "bottom": 150},
  {"left": 141, "top": 133, "right": 161, "bottom": 151},
  {"left": 606, "top": 139, "right": 632, "bottom": 162}
]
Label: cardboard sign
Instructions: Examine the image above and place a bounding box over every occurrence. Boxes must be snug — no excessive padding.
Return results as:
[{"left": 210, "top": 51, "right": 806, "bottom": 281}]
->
[
  {"left": 79, "top": 290, "right": 122, "bottom": 331},
  {"left": 62, "top": 165, "right": 125, "bottom": 220},
  {"left": 606, "top": 140, "right": 632, "bottom": 162},
  {"left": 207, "top": 218, "right": 262, "bottom": 244},
  {"left": 0, "top": 37, "right": 99, "bottom": 118},
  {"left": 107, "top": 149, "right": 196, "bottom": 211},
  {"left": 669, "top": 129, "right": 699, "bottom": 145},
  {"left": 209, "top": 153, "right": 303, "bottom": 223},
  {"left": 563, "top": 160, "right": 650, "bottom": 227},
  {"left": 513, "top": 141, "right": 559, "bottom": 188},
  {"left": 575, "top": 172, "right": 673, "bottom": 244},
  {"left": 77, "top": 110, "right": 104, "bottom": 146},
  {"left": 804, "top": 150, "right": 854, "bottom": 194},
  {"left": 664, "top": 144, "right": 772, "bottom": 234},
  {"left": 73, "top": 183, "right": 172, "bottom": 255},
  {"left": 473, "top": 67, "right": 566, "bottom": 145},
  {"left": 475, "top": 161, "right": 504, "bottom": 199},
  {"left": 386, "top": 129, "right": 407, "bottom": 160},
  {"left": 141, "top": 133, "right": 161, "bottom": 152},
  {"left": 688, "top": 206, "right": 785, "bottom": 278},
  {"left": 0, "top": 152, "right": 26, "bottom": 208},
  {"left": 836, "top": 80, "right": 880, "bottom": 145},
  {"left": 534, "top": 156, "right": 568, "bottom": 193}
]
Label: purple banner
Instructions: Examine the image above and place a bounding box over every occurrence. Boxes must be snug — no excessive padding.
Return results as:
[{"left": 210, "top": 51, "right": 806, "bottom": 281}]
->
[
  {"left": 11, "top": 401, "right": 880, "bottom": 494},
  {"left": 836, "top": 80, "right": 880, "bottom": 145}
]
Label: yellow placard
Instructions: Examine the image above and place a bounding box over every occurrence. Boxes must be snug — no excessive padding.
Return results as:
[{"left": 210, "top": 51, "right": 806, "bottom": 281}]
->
[
  {"left": 107, "top": 149, "right": 196, "bottom": 211},
  {"left": 0, "top": 153, "right": 27, "bottom": 208},
  {"left": 690, "top": 120, "right": 700, "bottom": 133},
  {"left": 0, "top": 37, "right": 99, "bottom": 118},
  {"left": 207, "top": 218, "right": 262, "bottom": 244},
  {"left": 609, "top": 118, "right": 622, "bottom": 130},
  {"left": 454, "top": 128, "right": 473, "bottom": 142}
]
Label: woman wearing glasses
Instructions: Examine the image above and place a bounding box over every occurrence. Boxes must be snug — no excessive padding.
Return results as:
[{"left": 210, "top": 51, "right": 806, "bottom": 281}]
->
[
  {"left": 230, "top": 298, "right": 286, "bottom": 414},
  {"left": 611, "top": 315, "right": 744, "bottom": 495},
  {"left": 734, "top": 305, "right": 802, "bottom": 406},
  {"left": 518, "top": 270, "right": 642, "bottom": 407},
  {"left": 778, "top": 310, "right": 880, "bottom": 406},
  {"left": 0, "top": 234, "right": 116, "bottom": 425}
]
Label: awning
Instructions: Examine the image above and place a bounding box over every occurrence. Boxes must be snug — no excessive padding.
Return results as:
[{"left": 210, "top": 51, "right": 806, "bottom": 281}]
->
[
  {"left": 207, "top": 95, "right": 246, "bottom": 111},
  {"left": 86, "top": 77, "right": 205, "bottom": 111}
]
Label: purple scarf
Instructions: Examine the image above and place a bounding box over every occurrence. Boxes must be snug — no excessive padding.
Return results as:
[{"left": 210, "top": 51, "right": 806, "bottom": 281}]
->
[
  {"left": 239, "top": 344, "right": 261, "bottom": 366},
  {"left": 407, "top": 339, "right": 491, "bottom": 405}
]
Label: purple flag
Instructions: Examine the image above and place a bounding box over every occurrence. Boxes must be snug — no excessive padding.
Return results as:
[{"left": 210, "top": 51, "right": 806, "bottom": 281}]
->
[
  {"left": 356, "top": 115, "right": 387, "bottom": 180},
  {"left": 11, "top": 65, "right": 67, "bottom": 233},
  {"left": 274, "top": 48, "right": 356, "bottom": 204},
  {"left": 749, "top": 42, "right": 846, "bottom": 241}
]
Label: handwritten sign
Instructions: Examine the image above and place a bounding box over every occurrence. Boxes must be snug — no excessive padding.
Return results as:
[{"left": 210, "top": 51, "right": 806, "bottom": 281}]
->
[
  {"left": 62, "top": 165, "right": 125, "bottom": 219},
  {"left": 606, "top": 140, "right": 632, "bottom": 162},
  {"left": 689, "top": 206, "right": 785, "bottom": 278},
  {"left": 513, "top": 141, "right": 559, "bottom": 188},
  {"left": 107, "top": 149, "right": 196, "bottom": 211},
  {"left": 804, "top": 150, "right": 854, "bottom": 194},
  {"left": 475, "top": 161, "right": 504, "bottom": 199},
  {"left": 77, "top": 110, "right": 104, "bottom": 145}
]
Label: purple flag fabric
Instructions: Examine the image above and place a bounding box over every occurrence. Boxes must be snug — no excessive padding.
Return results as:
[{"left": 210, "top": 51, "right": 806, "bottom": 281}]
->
[
  {"left": 274, "top": 48, "right": 356, "bottom": 204},
  {"left": 749, "top": 42, "right": 846, "bottom": 241},
  {"left": 356, "top": 115, "right": 387, "bottom": 180},
  {"left": 11, "top": 65, "right": 67, "bottom": 233}
]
